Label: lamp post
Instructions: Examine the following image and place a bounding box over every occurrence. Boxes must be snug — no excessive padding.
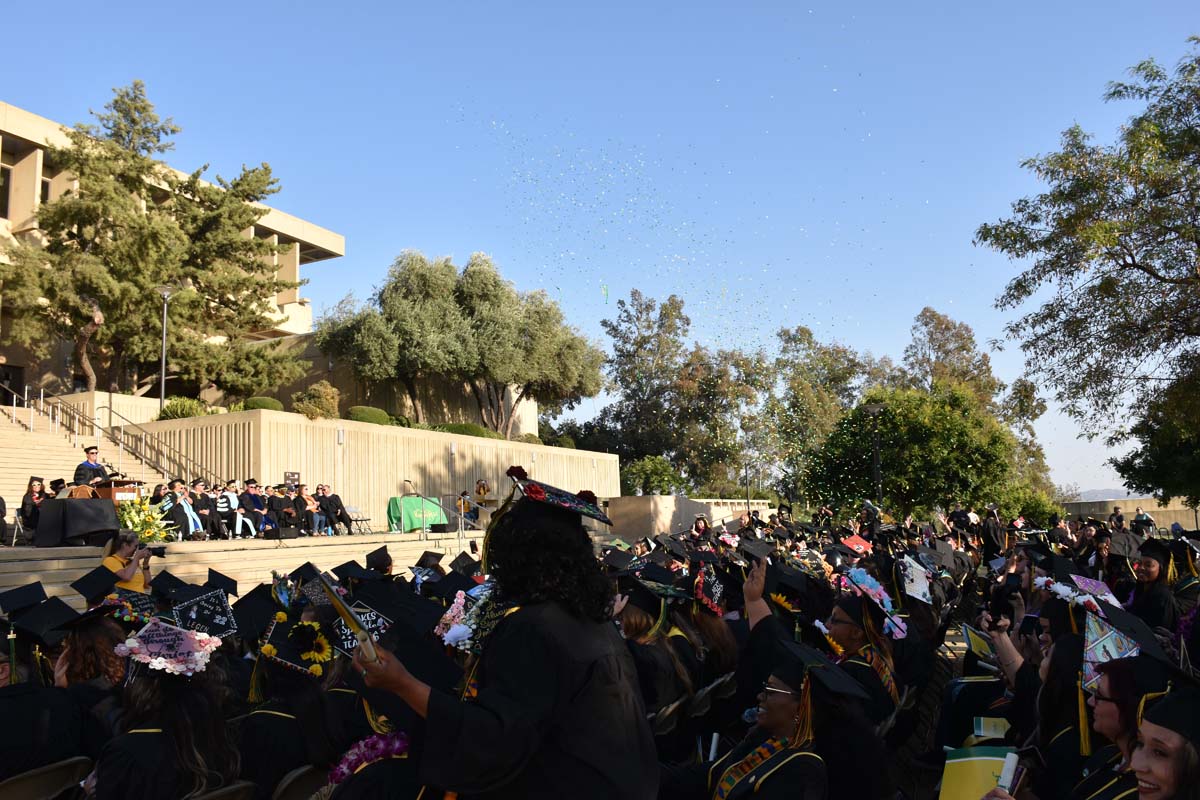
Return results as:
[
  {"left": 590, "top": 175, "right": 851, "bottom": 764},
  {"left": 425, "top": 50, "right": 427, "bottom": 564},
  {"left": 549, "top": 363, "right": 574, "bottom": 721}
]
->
[
  {"left": 157, "top": 287, "right": 173, "bottom": 412},
  {"left": 864, "top": 402, "right": 885, "bottom": 507}
]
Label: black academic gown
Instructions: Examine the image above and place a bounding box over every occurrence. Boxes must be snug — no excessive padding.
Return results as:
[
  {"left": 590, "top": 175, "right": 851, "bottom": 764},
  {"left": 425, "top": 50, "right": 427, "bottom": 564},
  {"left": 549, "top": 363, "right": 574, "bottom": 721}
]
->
[
  {"left": 421, "top": 602, "right": 658, "bottom": 799},
  {"left": 67, "top": 677, "right": 123, "bottom": 759},
  {"left": 95, "top": 728, "right": 229, "bottom": 800},
  {"left": 659, "top": 729, "right": 828, "bottom": 800},
  {"left": 73, "top": 460, "right": 108, "bottom": 486},
  {"left": 1173, "top": 576, "right": 1200, "bottom": 617},
  {"left": 1128, "top": 580, "right": 1179, "bottom": 631},
  {"left": 0, "top": 682, "right": 84, "bottom": 781},
  {"left": 1035, "top": 725, "right": 1086, "bottom": 800},
  {"left": 1070, "top": 744, "right": 1135, "bottom": 800},
  {"left": 838, "top": 648, "right": 896, "bottom": 726},
  {"left": 237, "top": 702, "right": 311, "bottom": 800}
]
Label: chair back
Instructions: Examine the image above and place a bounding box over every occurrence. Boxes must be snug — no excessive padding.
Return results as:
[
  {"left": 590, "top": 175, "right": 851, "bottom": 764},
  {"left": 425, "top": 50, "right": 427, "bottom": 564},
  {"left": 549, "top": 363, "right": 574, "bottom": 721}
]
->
[
  {"left": 271, "top": 765, "right": 327, "bottom": 800},
  {"left": 195, "top": 780, "right": 257, "bottom": 800},
  {"left": 0, "top": 756, "right": 92, "bottom": 800}
]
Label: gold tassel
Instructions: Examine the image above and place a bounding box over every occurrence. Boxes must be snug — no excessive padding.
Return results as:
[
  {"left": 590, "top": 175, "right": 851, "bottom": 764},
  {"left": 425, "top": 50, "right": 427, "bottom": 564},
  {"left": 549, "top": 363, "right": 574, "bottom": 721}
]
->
[
  {"left": 363, "top": 698, "right": 394, "bottom": 733},
  {"left": 248, "top": 655, "right": 265, "bottom": 705},
  {"left": 1167, "top": 555, "right": 1178, "bottom": 587},
  {"left": 7, "top": 630, "right": 15, "bottom": 687},
  {"left": 1077, "top": 673, "right": 1092, "bottom": 757},
  {"left": 1137, "top": 684, "right": 1171, "bottom": 726},
  {"left": 1068, "top": 605, "right": 1078, "bottom": 635},
  {"left": 791, "top": 676, "right": 815, "bottom": 749}
]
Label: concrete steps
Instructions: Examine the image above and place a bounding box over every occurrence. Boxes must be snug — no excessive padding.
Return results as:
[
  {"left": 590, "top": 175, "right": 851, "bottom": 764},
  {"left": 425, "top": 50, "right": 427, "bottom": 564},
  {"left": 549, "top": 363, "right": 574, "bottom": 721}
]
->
[{"left": 0, "top": 408, "right": 172, "bottom": 532}]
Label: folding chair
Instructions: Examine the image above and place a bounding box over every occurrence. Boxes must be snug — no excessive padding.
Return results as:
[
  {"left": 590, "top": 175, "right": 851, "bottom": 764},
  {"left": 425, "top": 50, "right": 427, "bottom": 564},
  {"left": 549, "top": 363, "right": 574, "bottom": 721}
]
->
[
  {"left": 346, "top": 506, "right": 373, "bottom": 534},
  {"left": 0, "top": 756, "right": 92, "bottom": 799}
]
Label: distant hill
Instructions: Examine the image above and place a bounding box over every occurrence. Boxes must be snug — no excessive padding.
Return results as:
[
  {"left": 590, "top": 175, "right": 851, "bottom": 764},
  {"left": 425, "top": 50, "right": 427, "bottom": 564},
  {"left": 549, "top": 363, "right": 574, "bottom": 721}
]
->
[{"left": 1076, "top": 488, "right": 1138, "bottom": 502}]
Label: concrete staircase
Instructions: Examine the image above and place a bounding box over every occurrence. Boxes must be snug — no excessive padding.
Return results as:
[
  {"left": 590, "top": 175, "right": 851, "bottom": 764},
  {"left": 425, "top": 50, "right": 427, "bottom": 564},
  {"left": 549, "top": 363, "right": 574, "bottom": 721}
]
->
[{"left": 0, "top": 405, "right": 171, "bottom": 535}]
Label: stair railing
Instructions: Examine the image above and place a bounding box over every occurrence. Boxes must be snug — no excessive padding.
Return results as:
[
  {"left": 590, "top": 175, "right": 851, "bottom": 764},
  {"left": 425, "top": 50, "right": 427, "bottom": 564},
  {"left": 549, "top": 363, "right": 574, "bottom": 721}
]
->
[{"left": 93, "top": 404, "right": 223, "bottom": 487}]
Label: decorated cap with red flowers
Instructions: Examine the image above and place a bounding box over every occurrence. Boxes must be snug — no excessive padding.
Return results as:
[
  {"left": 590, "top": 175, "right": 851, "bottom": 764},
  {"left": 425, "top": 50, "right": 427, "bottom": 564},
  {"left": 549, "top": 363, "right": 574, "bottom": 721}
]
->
[{"left": 503, "top": 465, "right": 611, "bottom": 525}]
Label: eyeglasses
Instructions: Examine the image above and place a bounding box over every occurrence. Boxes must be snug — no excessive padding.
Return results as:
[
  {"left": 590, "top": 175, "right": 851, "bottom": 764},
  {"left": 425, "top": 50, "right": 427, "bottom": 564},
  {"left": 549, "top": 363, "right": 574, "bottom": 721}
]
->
[{"left": 761, "top": 682, "right": 797, "bottom": 697}]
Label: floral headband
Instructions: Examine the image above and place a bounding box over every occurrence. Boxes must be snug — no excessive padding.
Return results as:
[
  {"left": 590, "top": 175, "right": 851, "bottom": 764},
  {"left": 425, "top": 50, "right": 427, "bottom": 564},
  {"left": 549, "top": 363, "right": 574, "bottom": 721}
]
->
[{"left": 841, "top": 567, "right": 907, "bottom": 640}]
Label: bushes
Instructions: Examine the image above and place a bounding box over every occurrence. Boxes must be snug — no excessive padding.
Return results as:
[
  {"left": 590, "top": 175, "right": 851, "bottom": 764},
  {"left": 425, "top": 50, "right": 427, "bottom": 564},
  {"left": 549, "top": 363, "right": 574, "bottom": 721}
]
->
[
  {"left": 517, "top": 433, "right": 543, "bottom": 445},
  {"left": 244, "top": 396, "right": 284, "bottom": 411},
  {"left": 347, "top": 406, "right": 391, "bottom": 426},
  {"left": 157, "top": 396, "right": 215, "bottom": 421},
  {"left": 554, "top": 435, "right": 576, "bottom": 449},
  {"left": 388, "top": 414, "right": 411, "bottom": 428},
  {"left": 291, "top": 380, "right": 340, "bottom": 420},
  {"left": 431, "top": 422, "right": 505, "bottom": 440}
]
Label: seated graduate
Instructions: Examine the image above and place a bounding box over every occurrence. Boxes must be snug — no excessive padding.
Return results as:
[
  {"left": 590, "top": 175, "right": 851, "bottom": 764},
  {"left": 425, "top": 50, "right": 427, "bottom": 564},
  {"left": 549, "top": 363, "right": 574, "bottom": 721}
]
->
[
  {"left": 0, "top": 587, "right": 84, "bottom": 781},
  {"left": 54, "top": 603, "right": 135, "bottom": 759},
  {"left": 1130, "top": 686, "right": 1200, "bottom": 800},
  {"left": 824, "top": 567, "right": 905, "bottom": 727},
  {"left": 1128, "top": 538, "right": 1181, "bottom": 631},
  {"left": 239, "top": 605, "right": 346, "bottom": 800},
  {"left": 92, "top": 620, "right": 239, "bottom": 800},
  {"left": 354, "top": 468, "right": 659, "bottom": 799}
]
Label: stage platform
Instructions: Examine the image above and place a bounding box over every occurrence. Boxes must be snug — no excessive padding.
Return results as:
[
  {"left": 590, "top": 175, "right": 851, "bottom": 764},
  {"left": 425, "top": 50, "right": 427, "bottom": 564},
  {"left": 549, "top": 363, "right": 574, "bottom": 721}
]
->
[{"left": 0, "top": 531, "right": 485, "bottom": 611}]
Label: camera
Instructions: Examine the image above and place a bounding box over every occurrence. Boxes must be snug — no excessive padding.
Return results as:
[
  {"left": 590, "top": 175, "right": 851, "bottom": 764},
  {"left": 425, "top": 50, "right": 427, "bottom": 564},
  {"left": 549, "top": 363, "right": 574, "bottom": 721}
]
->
[{"left": 147, "top": 546, "right": 167, "bottom": 558}]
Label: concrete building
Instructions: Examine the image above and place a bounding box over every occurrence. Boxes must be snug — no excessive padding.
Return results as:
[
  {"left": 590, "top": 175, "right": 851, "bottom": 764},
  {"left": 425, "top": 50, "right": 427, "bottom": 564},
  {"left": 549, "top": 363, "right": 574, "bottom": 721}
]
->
[{"left": 0, "top": 99, "right": 345, "bottom": 394}]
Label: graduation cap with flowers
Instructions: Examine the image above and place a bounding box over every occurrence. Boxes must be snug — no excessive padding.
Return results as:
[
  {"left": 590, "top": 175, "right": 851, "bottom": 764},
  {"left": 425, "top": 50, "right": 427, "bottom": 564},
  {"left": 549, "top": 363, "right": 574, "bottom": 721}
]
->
[
  {"left": 115, "top": 619, "right": 221, "bottom": 677},
  {"left": 259, "top": 616, "right": 335, "bottom": 679},
  {"left": 503, "top": 465, "right": 611, "bottom": 525}
]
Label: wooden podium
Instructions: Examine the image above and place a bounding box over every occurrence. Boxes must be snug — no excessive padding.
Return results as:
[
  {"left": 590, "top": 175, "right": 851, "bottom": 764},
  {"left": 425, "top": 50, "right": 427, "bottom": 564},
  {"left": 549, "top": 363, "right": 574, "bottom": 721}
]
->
[{"left": 94, "top": 479, "right": 144, "bottom": 506}]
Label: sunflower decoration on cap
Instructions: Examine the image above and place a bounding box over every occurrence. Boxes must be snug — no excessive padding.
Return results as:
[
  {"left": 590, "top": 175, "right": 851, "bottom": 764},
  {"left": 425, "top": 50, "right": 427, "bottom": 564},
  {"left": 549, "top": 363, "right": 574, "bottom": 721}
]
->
[{"left": 259, "top": 616, "right": 334, "bottom": 678}]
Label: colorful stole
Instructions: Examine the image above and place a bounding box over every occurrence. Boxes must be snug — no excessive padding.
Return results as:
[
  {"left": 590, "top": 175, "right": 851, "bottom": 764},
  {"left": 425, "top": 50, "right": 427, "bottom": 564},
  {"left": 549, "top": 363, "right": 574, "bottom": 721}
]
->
[
  {"left": 714, "top": 738, "right": 787, "bottom": 799},
  {"left": 853, "top": 644, "right": 899, "bottom": 703}
]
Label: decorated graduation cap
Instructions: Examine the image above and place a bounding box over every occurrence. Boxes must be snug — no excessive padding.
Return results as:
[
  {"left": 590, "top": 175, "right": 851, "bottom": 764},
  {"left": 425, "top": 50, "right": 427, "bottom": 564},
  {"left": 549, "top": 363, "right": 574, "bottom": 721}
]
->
[
  {"left": 204, "top": 569, "right": 238, "bottom": 598},
  {"left": 0, "top": 582, "right": 48, "bottom": 621},
  {"left": 837, "top": 567, "right": 907, "bottom": 640},
  {"left": 424, "top": 570, "right": 476, "bottom": 603},
  {"left": 693, "top": 563, "right": 726, "bottom": 615},
  {"left": 259, "top": 616, "right": 335, "bottom": 678},
  {"left": 172, "top": 586, "right": 238, "bottom": 638},
  {"left": 70, "top": 567, "right": 120, "bottom": 605},
  {"left": 117, "top": 619, "right": 221, "bottom": 677},
  {"left": 503, "top": 465, "right": 612, "bottom": 525}
]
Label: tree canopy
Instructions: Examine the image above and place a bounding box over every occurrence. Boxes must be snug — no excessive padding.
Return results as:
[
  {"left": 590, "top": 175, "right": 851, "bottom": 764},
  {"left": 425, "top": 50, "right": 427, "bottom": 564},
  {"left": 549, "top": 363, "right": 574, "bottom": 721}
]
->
[
  {"left": 0, "top": 81, "right": 303, "bottom": 396},
  {"left": 315, "top": 251, "right": 604, "bottom": 438}
]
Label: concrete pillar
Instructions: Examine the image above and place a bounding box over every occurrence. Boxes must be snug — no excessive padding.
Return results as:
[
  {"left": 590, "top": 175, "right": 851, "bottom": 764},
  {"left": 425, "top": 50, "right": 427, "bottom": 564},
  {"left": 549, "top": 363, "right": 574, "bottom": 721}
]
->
[{"left": 9, "top": 147, "right": 43, "bottom": 232}]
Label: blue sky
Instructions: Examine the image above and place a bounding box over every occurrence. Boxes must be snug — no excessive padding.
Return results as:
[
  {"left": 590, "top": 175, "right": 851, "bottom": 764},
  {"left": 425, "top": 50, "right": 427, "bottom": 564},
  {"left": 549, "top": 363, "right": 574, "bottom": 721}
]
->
[{"left": 6, "top": 1, "right": 1195, "bottom": 490}]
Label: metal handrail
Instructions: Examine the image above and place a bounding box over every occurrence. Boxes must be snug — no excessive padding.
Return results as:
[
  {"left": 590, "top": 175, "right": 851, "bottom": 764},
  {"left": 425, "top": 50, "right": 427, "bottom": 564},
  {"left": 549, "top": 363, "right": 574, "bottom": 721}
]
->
[{"left": 94, "top": 405, "right": 222, "bottom": 486}]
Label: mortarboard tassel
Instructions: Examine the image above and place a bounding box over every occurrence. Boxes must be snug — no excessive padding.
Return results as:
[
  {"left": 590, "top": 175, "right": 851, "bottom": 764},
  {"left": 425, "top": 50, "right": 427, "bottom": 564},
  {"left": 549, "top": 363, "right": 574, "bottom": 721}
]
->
[
  {"left": 247, "top": 654, "right": 265, "bottom": 705},
  {"left": 791, "top": 676, "right": 815, "bottom": 749},
  {"left": 7, "top": 629, "right": 15, "bottom": 686},
  {"left": 1068, "top": 605, "right": 1078, "bottom": 635},
  {"left": 1167, "top": 555, "right": 1178, "bottom": 587},
  {"left": 1077, "top": 673, "right": 1091, "bottom": 757}
]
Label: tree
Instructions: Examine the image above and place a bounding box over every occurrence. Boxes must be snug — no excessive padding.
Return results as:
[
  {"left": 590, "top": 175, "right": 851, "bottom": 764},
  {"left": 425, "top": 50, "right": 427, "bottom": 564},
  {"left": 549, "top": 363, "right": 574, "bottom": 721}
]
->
[
  {"left": 1111, "top": 355, "right": 1200, "bottom": 508},
  {"left": 0, "top": 81, "right": 300, "bottom": 395},
  {"left": 977, "top": 38, "right": 1200, "bottom": 433},
  {"left": 808, "top": 383, "right": 1015, "bottom": 517},
  {"left": 316, "top": 251, "right": 604, "bottom": 437},
  {"left": 623, "top": 455, "right": 686, "bottom": 496},
  {"left": 903, "top": 306, "right": 1003, "bottom": 407}
]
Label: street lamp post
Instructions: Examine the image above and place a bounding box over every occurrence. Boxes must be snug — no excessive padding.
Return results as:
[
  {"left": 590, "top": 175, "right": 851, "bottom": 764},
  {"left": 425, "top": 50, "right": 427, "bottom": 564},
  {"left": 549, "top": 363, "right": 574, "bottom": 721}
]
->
[
  {"left": 157, "top": 287, "right": 173, "bottom": 412},
  {"left": 864, "top": 402, "right": 884, "bottom": 507}
]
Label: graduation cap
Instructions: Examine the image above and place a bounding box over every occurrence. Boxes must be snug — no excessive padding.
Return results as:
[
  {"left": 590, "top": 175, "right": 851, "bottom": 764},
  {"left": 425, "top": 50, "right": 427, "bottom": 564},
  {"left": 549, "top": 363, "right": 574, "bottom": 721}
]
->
[
  {"left": 12, "top": 597, "right": 78, "bottom": 648},
  {"left": 424, "top": 570, "right": 476, "bottom": 602},
  {"left": 358, "top": 581, "right": 447, "bottom": 637},
  {"left": 618, "top": 575, "right": 665, "bottom": 621},
  {"left": 0, "top": 582, "right": 48, "bottom": 620},
  {"left": 49, "top": 478, "right": 66, "bottom": 494},
  {"left": 150, "top": 570, "right": 187, "bottom": 601},
  {"left": 115, "top": 587, "right": 159, "bottom": 618},
  {"left": 506, "top": 466, "right": 612, "bottom": 525},
  {"left": 1108, "top": 531, "right": 1143, "bottom": 559},
  {"left": 204, "top": 568, "right": 238, "bottom": 598},
  {"left": 232, "top": 584, "right": 277, "bottom": 640},
  {"left": 332, "top": 561, "right": 384, "bottom": 583},
  {"left": 449, "top": 552, "right": 481, "bottom": 577},
  {"left": 773, "top": 639, "right": 869, "bottom": 699},
  {"left": 1138, "top": 538, "right": 1172, "bottom": 572},
  {"left": 688, "top": 549, "right": 719, "bottom": 565},
  {"left": 70, "top": 567, "right": 120, "bottom": 605},
  {"left": 260, "top": 617, "right": 336, "bottom": 678},
  {"left": 740, "top": 538, "right": 776, "bottom": 562},
  {"left": 1143, "top": 686, "right": 1200, "bottom": 747},
  {"left": 416, "top": 551, "right": 445, "bottom": 571},
  {"left": 289, "top": 562, "right": 322, "bottom": 584},
  {"left": 637, "top": 562, "right": 676, "bottom": 586},
  {"left": 694, "top": 564, "right": 726, "bottom": 614},
  {"left": 172, "top": 587, "right": 237, "bottom": 638},
  {"left": 602, "top": 549, "right": 636, "bottom": 572},
  {"left": 365, "top": 546, "right": 391, "bottom": 573},
  {"left": 655, "top": 535, "right": 688, "bottom": 561}
]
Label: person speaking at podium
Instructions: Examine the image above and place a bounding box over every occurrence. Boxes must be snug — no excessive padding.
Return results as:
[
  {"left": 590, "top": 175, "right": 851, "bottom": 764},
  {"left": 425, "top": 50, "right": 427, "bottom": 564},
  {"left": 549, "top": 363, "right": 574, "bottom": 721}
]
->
[{"left": 73, "top": 445, "right": 109, "bottom": 486}]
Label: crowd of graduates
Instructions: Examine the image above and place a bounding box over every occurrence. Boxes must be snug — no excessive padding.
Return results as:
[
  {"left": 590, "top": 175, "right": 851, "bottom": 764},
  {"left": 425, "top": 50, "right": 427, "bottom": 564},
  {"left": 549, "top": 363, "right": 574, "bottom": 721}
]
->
[{"left": 2, "top": 466, "right": 1200, "bottom": 800}]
